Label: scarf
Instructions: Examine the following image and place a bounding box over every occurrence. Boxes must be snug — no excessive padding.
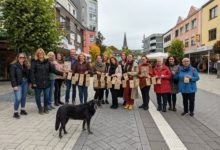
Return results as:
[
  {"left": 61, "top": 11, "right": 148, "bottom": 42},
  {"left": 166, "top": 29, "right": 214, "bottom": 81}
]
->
[
  {"left": 94, "top": 61, "right": 106, "bottom": 73},
  {"left": 109, "top": 63, "right": 117, "bottom": 76},
  {"left": 125, "top": 60, "right": 133, "bottom": 72}
]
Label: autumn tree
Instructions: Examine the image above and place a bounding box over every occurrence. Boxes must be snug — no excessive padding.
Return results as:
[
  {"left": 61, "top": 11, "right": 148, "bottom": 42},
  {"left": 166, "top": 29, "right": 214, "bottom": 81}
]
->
[
  {"left": 168, "top": 39, "right": 184, "bottom": 62},
  {"left": 90, "top": 43, "right": 100, "bottom": 62}
]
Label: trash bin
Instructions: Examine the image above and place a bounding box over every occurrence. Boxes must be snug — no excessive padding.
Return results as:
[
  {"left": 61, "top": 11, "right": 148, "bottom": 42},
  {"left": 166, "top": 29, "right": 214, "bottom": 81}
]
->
[{"left": 217, "top": 62, "right": 220, "bottom": 78}]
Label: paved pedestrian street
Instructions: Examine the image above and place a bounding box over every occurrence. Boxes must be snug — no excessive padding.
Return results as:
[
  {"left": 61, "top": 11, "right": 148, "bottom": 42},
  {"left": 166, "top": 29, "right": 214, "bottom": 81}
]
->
[{"left": 1, "top": 75, "right": 220, "bottom": 150}]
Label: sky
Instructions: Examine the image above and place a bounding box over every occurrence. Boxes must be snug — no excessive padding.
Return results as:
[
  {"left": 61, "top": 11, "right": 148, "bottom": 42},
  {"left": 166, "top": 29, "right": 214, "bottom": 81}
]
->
[{"left": 98, "top": 0, "right": 208, "bottom": 50}]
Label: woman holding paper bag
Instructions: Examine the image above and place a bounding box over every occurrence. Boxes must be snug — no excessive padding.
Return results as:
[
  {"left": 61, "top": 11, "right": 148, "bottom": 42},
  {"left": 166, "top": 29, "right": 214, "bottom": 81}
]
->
[
  {"left": 153, "top": 57, "right": 171, "bottom": 112},
  {"left": 123, "top": 54, "right": 139, "bottom": 110},
  {"left": 138, "top": 56, "right": 153, "bottom": 110},
  {"left": 108, "top": 57, "right": 122, "bottom": 109},
  {"left": 93, "top": 55, "right": 107, "bottom": 106},
  {"left": 119, "top": 52, "right": 127, "bottom": 105},
  {"left": 72, "top": 53, "right": 91, "bottom": 104},
  {"left": 177, "top": 58, "right": 199, "bottom": 117}
]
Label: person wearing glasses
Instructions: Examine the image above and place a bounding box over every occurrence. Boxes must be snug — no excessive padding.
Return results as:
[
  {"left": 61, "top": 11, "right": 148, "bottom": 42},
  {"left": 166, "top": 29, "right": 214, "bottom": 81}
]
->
[{"left": 9, "top": 53, "right": 30, "bottom": 119}]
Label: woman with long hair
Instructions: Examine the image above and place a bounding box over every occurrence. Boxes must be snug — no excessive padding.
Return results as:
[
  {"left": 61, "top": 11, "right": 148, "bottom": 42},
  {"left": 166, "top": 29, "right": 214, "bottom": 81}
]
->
[
  {"left": 165, "top": 56, "right": 179, "bottom": 111},
  {"left": 54, "top": 53, "right": 65, "bottom": 106},
  {"left": 108, "top": 57, "right": 122, "bottom": 109},
  {"left": 119, "top": 52, "right": 127, "bottom": 105},
  {"left": 9, "top": 53, "right": 30, "bottom": 119},
  {"left": 31, "top": 48, "right": 64, "bottom": 114},
  {"left": 102, "top": 54, "right": 110, "bottom": 104}
]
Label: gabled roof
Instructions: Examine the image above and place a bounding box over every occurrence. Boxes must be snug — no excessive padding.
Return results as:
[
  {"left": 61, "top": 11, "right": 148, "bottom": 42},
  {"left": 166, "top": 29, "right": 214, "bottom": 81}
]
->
[
  {"left": 176, "top": 16, "right": 184, "bottom": 25},
  {"left": 187, "top": 6, "right": 198, "bottom": 17}
]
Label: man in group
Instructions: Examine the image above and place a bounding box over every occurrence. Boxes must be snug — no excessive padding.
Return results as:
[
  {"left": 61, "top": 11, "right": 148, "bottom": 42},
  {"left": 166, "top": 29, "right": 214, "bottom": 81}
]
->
[{"left": 65, "top": 49, "right": 78, "bottom": 104}]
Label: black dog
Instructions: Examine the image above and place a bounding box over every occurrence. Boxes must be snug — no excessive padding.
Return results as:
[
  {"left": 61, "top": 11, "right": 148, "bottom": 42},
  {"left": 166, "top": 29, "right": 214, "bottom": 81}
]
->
[{"left": 55, "top": 100, "right": 97, "bottom": 138}]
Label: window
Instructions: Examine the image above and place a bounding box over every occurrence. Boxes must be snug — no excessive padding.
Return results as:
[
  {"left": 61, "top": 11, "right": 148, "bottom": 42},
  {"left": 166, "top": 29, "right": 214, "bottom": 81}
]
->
[
  {"left": 210, "top": 6, "right": 218, "bottom": 20},
  {"left": 185, "top": 39, "right": 189, "bottom": 48},
  {"left": 209, "top": 28, "right": 217, "bottom": 41},
  {"left": 191, "top": 37, "right": 196, "bottom": 46},
  {"left": 164, "top": 35, "right": 171, "bottom": 43},
  {"left": 89, "top": 13, "right": 97, "bottom": 22},
  {"left": 175, "top": 29, "right": 179, "bottom": 37},
  {"left": 89, "top": 3, "right": 97, "bottom": 12},
  {"left": 191, "top": 19, "right": 197, "bottom": 29},
  {"left": 89, "top": 35, "right": 95, "bottom": 43},
  {"left": 77, "top": 34, "right": 81, "bottom": 43},
  {"left": 185, "top": 23, "right": 190, "bottom": 32}
]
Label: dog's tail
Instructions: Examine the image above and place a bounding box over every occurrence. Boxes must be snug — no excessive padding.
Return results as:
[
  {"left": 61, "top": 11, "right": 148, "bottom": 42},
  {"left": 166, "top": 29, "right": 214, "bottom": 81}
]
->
[{"left": 55, "top": 108, "right": 61, "bottom": 131}]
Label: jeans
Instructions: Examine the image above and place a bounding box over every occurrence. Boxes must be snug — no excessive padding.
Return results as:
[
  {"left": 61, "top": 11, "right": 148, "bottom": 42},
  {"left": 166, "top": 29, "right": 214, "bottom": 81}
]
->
[
  {"left": 65, "top": 80, "right": 77, "bottom": 103},
  {"left": 140, "top": 86, "right": 151, "bottom": 108},
  {"left": 156, "top": 93, "right": 168, "bottom": 111},
  {"left": 110, "top": 87, "right": 118, "bottom": 106},
  {"left": 13, "top": 79, "right": 28, "bottom": 111},
  {"left": 78, "top": 82, "right": 88, "bottom": 104},
  {"left": 94, "top": 89, "right": 104, "bottom": 101},
  {"left": 34, "top": 87, "right": 50, "bottom": 110},
  {"left": 182, "top": 93, "right": 195, "bottom": 113},
  {"left": 48, "top": 80, "right": 55, "bottom": 107},
  {"left": 54, "top": 79, "right": 64, "bottom": 104}
]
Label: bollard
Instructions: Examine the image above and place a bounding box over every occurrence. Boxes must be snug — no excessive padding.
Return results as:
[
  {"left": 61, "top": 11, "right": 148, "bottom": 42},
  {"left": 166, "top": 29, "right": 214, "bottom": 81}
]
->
[{"left": 217, "top": 62, "right": 220, "bottom": 78}]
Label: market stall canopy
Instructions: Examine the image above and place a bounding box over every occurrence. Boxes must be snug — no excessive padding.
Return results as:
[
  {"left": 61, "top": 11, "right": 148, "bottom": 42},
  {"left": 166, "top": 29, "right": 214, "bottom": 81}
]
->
[{"left": 147, "top": 52, "right": 169, "bottom": 59}]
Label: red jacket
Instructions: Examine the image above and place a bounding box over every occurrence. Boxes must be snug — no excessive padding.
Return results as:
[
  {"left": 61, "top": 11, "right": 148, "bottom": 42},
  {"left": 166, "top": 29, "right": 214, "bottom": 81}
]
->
[{"left": 153, "top": 64, "right": 171, "bottom": 93}]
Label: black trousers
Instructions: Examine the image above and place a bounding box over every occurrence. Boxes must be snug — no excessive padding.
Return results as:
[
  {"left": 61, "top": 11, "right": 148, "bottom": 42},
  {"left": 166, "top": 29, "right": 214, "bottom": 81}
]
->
[
  {"left": 94, "top": 89, "right": 104, "bottom": 101},
  {"left": 156, "top": 93, "right": 168, "bottom": 110},
  {"left": 110, "top": 87, "right": 118, "bottom": 106},
  {"left": 182, "top": 93, "right": 195, "bottom": 113},
  {"left": 54, "top": 79, "right": 64, "bottom": 104},
  {"left": 104, "top": 89, "right": 109, "bottom": 100},
  {"left": 140, "top": 86, "right": 151, "bottom": 107},
  {"left": 167, "top": 93, "right": 177, "bottom": 108}
]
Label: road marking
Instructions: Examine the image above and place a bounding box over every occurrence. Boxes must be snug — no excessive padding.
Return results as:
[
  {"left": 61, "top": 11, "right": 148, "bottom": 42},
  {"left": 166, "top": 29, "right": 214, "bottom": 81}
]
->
[{"left": 148, "top": 100, "right": 188, "bottom": 150}]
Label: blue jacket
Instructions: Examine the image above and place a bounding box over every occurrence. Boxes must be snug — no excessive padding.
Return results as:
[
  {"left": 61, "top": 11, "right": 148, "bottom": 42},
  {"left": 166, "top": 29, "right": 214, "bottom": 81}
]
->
[{"left": 176, "top": 65, "right": 200, "bottom": 93}]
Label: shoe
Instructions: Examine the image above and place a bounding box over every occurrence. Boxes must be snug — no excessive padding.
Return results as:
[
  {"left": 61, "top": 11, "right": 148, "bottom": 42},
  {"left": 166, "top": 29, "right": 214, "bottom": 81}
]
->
[
  {"left": 124, "top": 103, "right": 129, "bottom": 109},
  {"left": 143, "top": 106, "right": 149, "bottom": 110},
  {"left": 20, "top": 110, "right": 28, "bottom": 115},
  {"left": 139, "top": 105, "right": 144, "bottom": 109},
  {"left": 105, "top": 100, "right": 109, "bottom": 104},
  {"left": 189, "top": 112, "right": 194, "bottom": 117},
  {"left": 162, "top": 109, "right": 166, "bottom": 112},
  {"left": 44, "top": 109, "right": 49, "bottom": 114},
  {"left": 110, "top": 105, "right": 114, "bottom": 109},
  {"left": 13, "top": 112, "right": 20, "bottom": 119},
  {"left": 123, "top": 101, "right": 126, "bottom": 106},
  {"left": 181, "top": 112, "right": 187, "bottom": 116},
  {"left": 168, "top": 107, "right": 172, "bottom": 111},
  {"left": 58, "top": 101, "right": 64, "bottom": 105},
  {"left": 128, "top": 105, "right": 133, "bottom": 110},
  {"left": 54, "top": 103, "right": 59, "bottom": 106},
  {"left": 102, "top": 100, "right": 105, "bottom": 104},
  {"left": 157, "top": 107, "right": 161, "bottom": 111},
  {"left": 173, "top": 108, "right": 177, "bottom": 112},
  {"left": 39, "top": 108, "right": 44, "bottom": 115}
]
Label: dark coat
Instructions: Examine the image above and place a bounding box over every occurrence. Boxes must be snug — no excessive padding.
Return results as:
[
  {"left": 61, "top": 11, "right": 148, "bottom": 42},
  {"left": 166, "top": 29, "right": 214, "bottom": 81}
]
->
[
  {"left": 9, "top": 62, "right": 30, "bottom": 87},
  {"left": 31, "top": 59, "right": 63, "bottom": 88}
]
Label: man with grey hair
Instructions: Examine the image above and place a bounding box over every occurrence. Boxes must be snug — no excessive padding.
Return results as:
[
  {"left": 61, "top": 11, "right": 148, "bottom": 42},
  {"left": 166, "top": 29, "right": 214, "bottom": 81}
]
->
[{"left": 176, "top": 57, "right": 200, "bottom": 117}]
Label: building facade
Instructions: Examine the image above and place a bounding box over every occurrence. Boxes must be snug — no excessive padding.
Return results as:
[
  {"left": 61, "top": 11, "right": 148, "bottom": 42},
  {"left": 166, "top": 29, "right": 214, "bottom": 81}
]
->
[
  {"left": 163, "top": 29, "right": 173, "bottom": 53},
  {"left": 142, "top": 34, "right": 163, "bottom": 54},
  {"left": 83, "top": 30, "right": 96, "bottom": 54},
  {"left": 85, "top": 0, "right": 98, "bottom": 32}
]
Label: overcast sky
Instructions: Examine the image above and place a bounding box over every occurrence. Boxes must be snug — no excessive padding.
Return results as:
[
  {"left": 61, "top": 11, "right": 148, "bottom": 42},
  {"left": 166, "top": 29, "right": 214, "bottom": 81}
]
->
[{"left": 98, "top": 0, "right": 208, "bottom": 50}]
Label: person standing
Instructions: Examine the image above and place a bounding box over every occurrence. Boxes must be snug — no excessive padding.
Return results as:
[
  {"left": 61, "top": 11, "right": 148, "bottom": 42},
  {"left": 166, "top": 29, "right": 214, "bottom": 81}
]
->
[
  {"left": 123, "top": 54, "right": 139, "bottom": 110},
  {"left": 177, "top": 58, "right": 200, "bottom": 117},
  {"left": 9, "top": 53, "right": 30, "bottom": 119},
  {"left": 108, "top": 57, "right": 122, "bottom": 109},
  {"left": 72, "top": 53, "right": 91, "bottom": 104},
  {"left": 153, "top": 57, "right": 171, "bottom": 112},
  {"left": 138, "top": 56, "right": 153, "bottom": 110},
  {"left": 31, "top": 48, "right": 64, "bottom": 114},
  {"left": 93, "top": 55, "right": 107, "bottom": 105},
  {"left": 119, "top": 52, "right": 127, "bottom": 105},
  {"left": 103, "top": 54, "right": 110, "bottom": 104},
  {"left": 65, "top": 49, "right": 77, "bottom": 104},
  {"left": 54, "top": 53, "right": 65, "bottom": 106},
  {"left": 47, "top": 52, "right": 56, "bottom": 110},
  {"left": 165, "top": 56, "right": 179, "bottom": 111}
]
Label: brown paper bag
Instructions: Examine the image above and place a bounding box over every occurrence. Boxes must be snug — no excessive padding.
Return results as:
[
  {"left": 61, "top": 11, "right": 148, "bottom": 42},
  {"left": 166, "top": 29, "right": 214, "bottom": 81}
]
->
[
  {"left": 71, "top": 77, "right": 76, "bottom": 85},
  {"left": 122, "top": 80, "right": 127, "bottom": 88},
  {"left": 146, "top": 78, "right": 151, "bottom": 85},
  {"left": 123, "top": 73, "right": 129, "bottom": 81},
  {"left": 134, "top": 79, "right": 140, "bottom": 88},
  {"left": 151, "top": 77, "right": 157, "bottom": 85},
  {"left": 85, "top": 74, "right": 90, "bottom": 87},
  {"left": 93, "top": 74, "right": 98, "bottom": 81},
  {"left": 64, "top": 61, "right": 71, "bottom": 72},
  {"left": 100, "top": 80, "right": 106, "bottom": 88},
  {"left": 184, "top": 77, "right": 190, "bottom": 83},
  {"left": 156, "top": 78, "right": 162, "bottom": 84},
  {"left": 112, "top": 77, "right": 117, "bottom": 84},
  {"left": 100, "top": 74, "right": 105, "bottom": 81},
  {"left": 67, "top": 72, "right": 73, "bottom": 80},
  {"left": 107, "top": 81, "right": 112, "bottom": 89},
  {"left": 114, "top": 82, "right": 121, "bottom": 90},
  {"left": 107, "top": 76, "right": 111, "bottom": 82},
  {"left": 93, "top": 80, "right": 98, "bottom": 88},
  {"left": 141, "top": 66, "right": 149, "bottom": 77},
  {"left": 74, "top": 73, "right": 79, "bottom": 81},
  {"left": 129, "top": 80, "right": 134, "bottom": 88},
  {"left": 78, "top": 74, "right": 84, "bottom": 86}
]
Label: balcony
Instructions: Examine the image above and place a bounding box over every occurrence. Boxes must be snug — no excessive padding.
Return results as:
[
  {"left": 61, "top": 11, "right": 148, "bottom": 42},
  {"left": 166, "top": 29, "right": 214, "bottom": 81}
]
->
[{"left": 150, "top": 40, "right": 156, "bottom": 44}]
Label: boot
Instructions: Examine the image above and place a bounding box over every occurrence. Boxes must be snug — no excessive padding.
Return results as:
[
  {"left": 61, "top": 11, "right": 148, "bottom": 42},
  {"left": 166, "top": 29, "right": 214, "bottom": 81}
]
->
[
  {"left": 44, "top": 107, "right": 49, "bottom": 114},
  {"left": 38, "top": 107, "right": 44, "bottom": 115},
  {"left": 20, "top": 110, "right": 28, "bottom": 115},
  {"left": 102, "top": 100, "right": 105, "bottom": 104},
  {"left": 13, "top": 112, "right": 20, "bottom": 119},
  {"left": 124, "top": 103, "right": 129, "bottom": 109},
  {"left": 105, "top": 100, "right": 109, "bottom": 104},
  {"left": 128, "top": 105, "right": 133, "bottom": 110}
]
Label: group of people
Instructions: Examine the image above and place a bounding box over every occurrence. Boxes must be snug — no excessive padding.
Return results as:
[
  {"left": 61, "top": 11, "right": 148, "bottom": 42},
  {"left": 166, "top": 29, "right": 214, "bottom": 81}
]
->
[{"left": 9, "top": 48, "right": 200, "bottom": 119}]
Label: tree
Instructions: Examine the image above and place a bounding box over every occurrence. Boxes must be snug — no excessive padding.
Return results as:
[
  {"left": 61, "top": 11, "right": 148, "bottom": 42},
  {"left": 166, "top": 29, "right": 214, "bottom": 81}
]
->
[
  {"left": 122, "top": 48, "right": 132, "bottom": 55},
  {"left": 90, "top": 43, "right": 100, "bottom": 62},
  {"left": 168, "top": 39, "right": 184, "bottom": 61},
  {"left": 1, "top": 0, "right": 61, "bottom": 53},
  {"left": 96, "top": 31, "right": 105, "bottom": 47},
  {"left": 104, "top": 46, "right": 113, "bottom": 58},
  {"left": 213, "top": 40, "right": 220, "bottom": 54}
]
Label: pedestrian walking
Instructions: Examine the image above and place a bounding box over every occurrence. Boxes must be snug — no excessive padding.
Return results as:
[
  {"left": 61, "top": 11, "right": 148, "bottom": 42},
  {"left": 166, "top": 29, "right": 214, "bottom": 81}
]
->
[
  {"left": 103, "top": 54, "right": 110, "bottom": 104},
  {"left": 123, "top": 54, "right": 139, "bottom": 110},
  {"left": 177, "top": 58, "right": 200, "bottom": 117},
  {"left": 72, "top": 53, "right": 91, "bottom": 104},
  {"left": 138, "top": 56, "right": 153, "bottom": 110},
  {"left": 93, "top": 55, "right": 107, "bottom": 105},
  {"left": 153, "top": 57, "right": 171, "bottom": 112},
  {"left": 165, "top": 56, "right": 179, "bottom": 111},
  {"left": 119, "top": 52, "right": 127, "bottom": 105},
  {"left": 65, "top": 49, "right": 78, "bottom": 104},
  {"left": 54, "top": 53, "right": 65, "bottom": 106},
  {"left": 9, "top": 53, "right": 30, "bottom": 119},
  {"left": 47, "top": 51, "right": 56, "bottom": 110},
  {"left": 31, "top": 48, "right": 64, "bottom": 114},
  {"left": 108, "top": 57, "right": 122, "bottom": 109}
]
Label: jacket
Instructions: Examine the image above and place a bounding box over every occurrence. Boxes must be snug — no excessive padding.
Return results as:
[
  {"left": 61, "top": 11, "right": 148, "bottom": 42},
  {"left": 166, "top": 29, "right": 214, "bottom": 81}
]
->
[
  {"left": 168, "top": 65, "right": 179, "bottom": 94},
  {"left": 177, "top": 65, "right": 200, "bottom": 93},
  {"left": 72, "top": 61, "right": 91, "bottom": 74},
  {"left": 9, "top": 62, "right": 30, "bottom": 87},
  {"left": 31, "top": 59, "right": 63, "bottom": 88},
  {"left": 138, "top": 63, "right": 153, "bottom": 89},
  {"left": 153, "top": 64, "right": 171, "bottom": 93}
]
